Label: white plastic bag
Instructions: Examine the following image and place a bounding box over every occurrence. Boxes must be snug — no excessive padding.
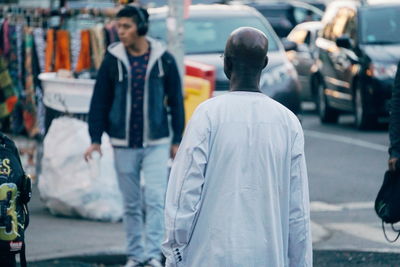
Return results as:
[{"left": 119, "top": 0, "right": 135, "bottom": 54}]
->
[{"left": 38, "top": 117, "right": 123, "bottom": 222}]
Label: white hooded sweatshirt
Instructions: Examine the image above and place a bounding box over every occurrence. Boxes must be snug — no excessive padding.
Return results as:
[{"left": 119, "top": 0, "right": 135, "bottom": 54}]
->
[{"left": 163, "top": 91, "right": 312, "bottom": 267}]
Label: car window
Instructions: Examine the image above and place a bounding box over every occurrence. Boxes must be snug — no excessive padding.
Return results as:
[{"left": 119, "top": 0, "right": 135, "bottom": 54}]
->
[
  {"left": 360, "top": 6, "right": 400, "bottom": 44},
  {"left": 258, "top": 8, "right": 290, "bottom": 18},
  {"left": 149, "top": 16, "right": 279, "bottom": 54},
  {"left": 140, "top": 0, "right": 217, "bottom": 7},
  {"left": 294, "top": 5, "right": 322, "bottom": 24},
  {"left": 294, "top": 7, "right": 318, "bottom": 24},
  {"left": 305, "top": 31, "right": 311, "bottom": 45},
  {"left": 260, "top": 7, "right": 296, "bottom": 26}
]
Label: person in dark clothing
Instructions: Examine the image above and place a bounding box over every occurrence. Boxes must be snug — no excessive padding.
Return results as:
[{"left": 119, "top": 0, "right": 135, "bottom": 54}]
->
[
  {"left": 0, "top": 254, "right": 16, "bottom": 267},
  {"left": 84, "top": 6, "right": 185, "bottom": 267},
  {"left": 389, "top": 62, "right": 400, "bottom": 171}
]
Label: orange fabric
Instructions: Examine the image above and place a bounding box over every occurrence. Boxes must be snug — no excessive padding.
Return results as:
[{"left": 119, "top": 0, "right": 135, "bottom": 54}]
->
[
  {"left": 23, "top": 110, "right": 38, "bottom": 137},
  {"left": 6, "top": 95, "right": 17, "bottom": 113},
  {"left": 55, "top": 30, "right": 71, "bottom": 71},
  {"left": 45, "top": 29, "right": 55, "bottom": 72},
  {"left": 76, "top": 30, "right": 91, "bottom": 72}
]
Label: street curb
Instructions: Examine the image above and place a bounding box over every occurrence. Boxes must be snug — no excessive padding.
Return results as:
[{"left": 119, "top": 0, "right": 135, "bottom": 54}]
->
[
  {"left": 28, "top": 249, "right": 125, "bottom": 263},
  {"left": 30, "top": 253, "right": 126, "bottom": 265},
  {"left": 27, "top": 221, "right": 330, "bottom": 263},
  {"left": 29, "top": 250, "right": 400, "bottom": 266}
]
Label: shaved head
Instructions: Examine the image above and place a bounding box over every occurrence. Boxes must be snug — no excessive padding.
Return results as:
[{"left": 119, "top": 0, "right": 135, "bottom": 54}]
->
[{"left": 224, "top": 27, "right": 269, "bottom": 88}]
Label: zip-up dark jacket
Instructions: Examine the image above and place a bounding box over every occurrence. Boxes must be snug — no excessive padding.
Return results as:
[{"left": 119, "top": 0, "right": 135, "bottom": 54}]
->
[
  {"left": 88, "top": 38, "right": 185, "bottom": 147},
  {"left": 389, "top": 61, "right": 400, "bottom": 158}
]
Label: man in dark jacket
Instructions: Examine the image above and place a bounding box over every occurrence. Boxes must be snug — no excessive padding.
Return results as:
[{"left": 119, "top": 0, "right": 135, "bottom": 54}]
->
[
  {"left": 84, "top": 6, "right": 184, "bottom": 267},
  {"left": 389, "top": 62, "right": 400, "bottom": 171}
]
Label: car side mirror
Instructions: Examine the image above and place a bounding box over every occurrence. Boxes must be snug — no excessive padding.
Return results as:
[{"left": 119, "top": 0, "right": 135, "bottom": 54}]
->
[
  {"left": 282, "top": 38, "right": 297, "bottom": 51},
  {"left": 336, "top": 35, "right": 352, "bottom": 49}
]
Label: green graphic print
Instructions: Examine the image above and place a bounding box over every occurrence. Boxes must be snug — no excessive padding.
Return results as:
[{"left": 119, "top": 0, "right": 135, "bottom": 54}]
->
[{"left": 0, "top": 183, "right": 18, "bottom": 240}]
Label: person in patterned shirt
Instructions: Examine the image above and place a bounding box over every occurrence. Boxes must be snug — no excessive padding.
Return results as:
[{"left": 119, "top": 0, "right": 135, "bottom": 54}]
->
[{"left": 84, "top": 6, "right": 185, "bottom": 267}]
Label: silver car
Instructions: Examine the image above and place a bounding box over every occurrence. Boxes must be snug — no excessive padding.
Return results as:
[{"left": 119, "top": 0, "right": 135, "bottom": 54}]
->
[
  {"left": 148, "top": 4, "right": 302, "bottom": 115},
  {"left": 286, "top": 21, "right": 323, "bottom": 104}
]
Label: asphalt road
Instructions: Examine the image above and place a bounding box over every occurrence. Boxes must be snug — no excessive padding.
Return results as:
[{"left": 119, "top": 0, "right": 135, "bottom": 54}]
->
[
  {"left": 304, "top": 111, "right": 387, "bottom": 203},
  {"left": 302, "top": 107, "right": 400, "bottom": 252}
]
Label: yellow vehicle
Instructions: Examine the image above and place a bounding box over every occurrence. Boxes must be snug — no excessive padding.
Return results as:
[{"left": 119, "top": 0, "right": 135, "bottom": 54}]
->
[
  {"left": 184, "top": 75, "right": 211, "bottom": 124},
  {"left": 183, "top": 60, "right": 216, "bottom": 124}
]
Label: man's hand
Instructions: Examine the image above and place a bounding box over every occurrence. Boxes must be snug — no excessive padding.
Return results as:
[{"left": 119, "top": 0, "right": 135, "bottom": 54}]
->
[
  {"left": 389, "top": 157, "right": 398, "bottom": 172},
  {"left": 170, "top": 144, "right": 179, "bottom": 160},
  {"left": 84, "top": 144, "right": 102, "bottom": 162}
]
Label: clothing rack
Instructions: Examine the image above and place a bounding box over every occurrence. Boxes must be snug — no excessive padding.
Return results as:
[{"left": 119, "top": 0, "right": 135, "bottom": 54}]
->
[
  {"left": 0, "top": 6, "right": 48, "bottom": 28},
  {"left": 0, "top": 4, "right": 119, "bottom": 22},
  {"left": 0, "top": 3, "right": 122, "bottom": 137}
]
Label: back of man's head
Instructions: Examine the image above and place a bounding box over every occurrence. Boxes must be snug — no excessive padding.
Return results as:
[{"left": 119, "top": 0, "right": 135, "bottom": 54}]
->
[{"left": 224, "top": 27, "right": 269, "bottom": 76}]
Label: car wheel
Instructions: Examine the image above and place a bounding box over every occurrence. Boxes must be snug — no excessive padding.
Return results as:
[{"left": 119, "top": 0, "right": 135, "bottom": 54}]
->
[
  {"left": 354, "top": 88, "right": 376, "bottom": 130},
  {"left": 318, "top": 83, "right": 339, "bottom": 123}
]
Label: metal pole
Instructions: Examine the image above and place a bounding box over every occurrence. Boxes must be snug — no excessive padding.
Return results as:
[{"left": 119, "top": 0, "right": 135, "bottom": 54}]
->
[{"left": 167, "top": 0, "right": 184, "bottom": 84}]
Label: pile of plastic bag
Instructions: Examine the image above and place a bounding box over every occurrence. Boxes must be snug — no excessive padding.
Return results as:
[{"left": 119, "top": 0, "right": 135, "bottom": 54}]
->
[{"left": 38, "top": 117, "right": 123, "bottom": 222}]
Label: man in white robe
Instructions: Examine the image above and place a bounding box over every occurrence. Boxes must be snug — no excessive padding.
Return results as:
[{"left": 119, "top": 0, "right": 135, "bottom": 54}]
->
[{"left": 162, "top": 27, "right": 312, "bottom": 267}]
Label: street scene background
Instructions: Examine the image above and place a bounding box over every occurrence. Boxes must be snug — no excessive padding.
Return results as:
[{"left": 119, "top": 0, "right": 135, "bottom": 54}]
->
[{"left": 0, "top": 0, "right": 399, "bottom": 266}]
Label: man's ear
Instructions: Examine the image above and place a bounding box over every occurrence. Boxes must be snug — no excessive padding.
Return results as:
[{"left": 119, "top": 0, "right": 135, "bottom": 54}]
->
[
  {"left": 263, "top": 55, "right": 269, "bottom": 69},
  {"left": 224, "top": 56, "right": 232, "bottom": 80}
]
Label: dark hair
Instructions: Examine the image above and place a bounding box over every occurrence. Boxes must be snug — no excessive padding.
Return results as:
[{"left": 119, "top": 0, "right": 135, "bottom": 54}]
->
[{"left": 116, "top": 6, "right": 149, "bottom": 36}]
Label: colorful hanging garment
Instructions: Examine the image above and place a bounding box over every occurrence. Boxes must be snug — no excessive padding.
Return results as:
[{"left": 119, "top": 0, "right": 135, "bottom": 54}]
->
[
  {"left": 23, "top": 27, "right": 39, "bottom": 137},
  {"left": 45, "top": 29, "right": 55, "bottom": 72},
  {"left": 5, "top": 24, "right": 24, "bottom": 134},
  {"left": 104, "top": 22, "right": 119, "bottom": 46},
  {"left": 54, "top": 30, "right": 71, "bottom": 71},
  {"left": 7, "top": 25, "right": 21, "bottom": 96},
  {"left": 70, "top": 29, "right": 81, "bottom": 70},
  {"left": 16, "top": 24, "right": 24, "bottom": 95},
  {"left": 32, "top": 33, "right": 45, "bottom": 136},
  {"left": 75, "top": 30, "right": 91, "bottom": 72},
  {"left": 33, "top": 28, "right": 46, "bottom": 73},
  {"left": 90, "top": 26, "right": 105, "bottom": 70},
  {"left": 0, "top": 56, "right": 17, "bottom": 118},
  {"left": 2, "top": 19, "right": 10, "bottom": 56}
]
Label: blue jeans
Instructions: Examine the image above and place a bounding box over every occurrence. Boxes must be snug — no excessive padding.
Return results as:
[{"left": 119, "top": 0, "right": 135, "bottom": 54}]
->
[{"left": 113, "top": 144, "right": 169, "bottom": 262}]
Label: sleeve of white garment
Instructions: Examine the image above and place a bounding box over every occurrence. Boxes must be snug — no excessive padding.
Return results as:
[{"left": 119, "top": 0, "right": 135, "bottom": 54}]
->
[
  {"left": 288, "top": 126, "right": 313, "bottom": 267},
  {"left": 162, "top": 105, "right": 210, "bottom": 267}
]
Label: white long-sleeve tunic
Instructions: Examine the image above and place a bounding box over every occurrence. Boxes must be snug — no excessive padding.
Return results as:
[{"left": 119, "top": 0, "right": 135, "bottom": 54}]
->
[{"left": 163, "top": 91, "right": 312, "bottom": 267}]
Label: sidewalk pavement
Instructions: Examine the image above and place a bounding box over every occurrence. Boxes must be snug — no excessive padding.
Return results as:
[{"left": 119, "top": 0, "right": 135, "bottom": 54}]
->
[
  {"left": 27, "top": 191, "right": 400, "bottom": 267},
  {"left": 26, "top": 181, "right": 330, "bottom": 263},
  {"left": 10, "top": 135, "right": 125, "bottom": 263},
  {"left": 28, "top": 251, "right": 400, "bottom": 267},
  {"left": 15, "top": 135, "right": 400, "bottom": 266},
  {"left": 26, "top": 185, "right": 126, "bottom": 262},
  {"left": 12, "top": 135, "right": 330, "bottom": 263}
]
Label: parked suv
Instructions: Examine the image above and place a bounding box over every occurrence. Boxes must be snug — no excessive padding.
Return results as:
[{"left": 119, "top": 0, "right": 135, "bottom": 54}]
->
[{"left": 315, "top": 0, "right": 400, "bottom": 129}]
